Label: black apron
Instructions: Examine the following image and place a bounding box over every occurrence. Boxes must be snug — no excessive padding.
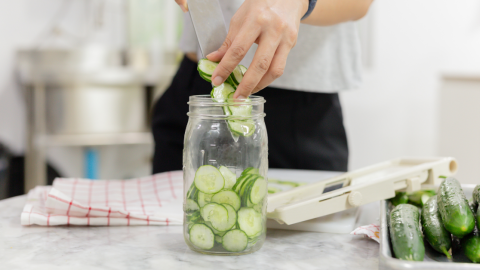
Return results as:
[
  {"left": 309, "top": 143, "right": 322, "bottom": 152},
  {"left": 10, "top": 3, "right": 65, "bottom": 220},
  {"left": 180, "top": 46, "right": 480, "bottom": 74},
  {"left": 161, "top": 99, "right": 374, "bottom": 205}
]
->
[{"left": 152, "top": 56, "right": 348, "bottom": 173}]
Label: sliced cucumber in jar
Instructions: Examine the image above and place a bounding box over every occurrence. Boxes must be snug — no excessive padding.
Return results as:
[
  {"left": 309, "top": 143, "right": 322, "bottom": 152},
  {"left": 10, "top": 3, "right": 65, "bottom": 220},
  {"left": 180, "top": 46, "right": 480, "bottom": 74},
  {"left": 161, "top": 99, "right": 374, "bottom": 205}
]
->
[
  {"left": 215, "top": 235, "right": 223, "bottom": 243},
  {"left": 189, "top": 223, "right": 215, "bottom": 250},
  {"left": 212, "top": 190, "right": 241, "bottom": 211},
  {"left": 222, "top": 229, "right": 248, "bottom": 252},
  {"left": 194, "top": 165, "right": 225, "bottom": 194},
  {"left": 237, "top": 207, "right": 263, "bottom": 238},
  {"left": 228, "top": 120, "right": 255, "bottom": 137},
  {"left": 249, "top": 176, "right": 267, "bottom": 204},
  {"left": 186, "top": 199, "right": 200, "bottom": 213},
  {"left": 241, "top": 167, "right": 259, "bottom": 176},
  {"left": 198, "top": 192, "right": 214, "bottom": 207},
  {"left": 222, "top": 204, "right": 237, "bottom": 231},
  {"left": 197, "top": 59, "right": 218, "bottom": 77},
  {"left": 186, "top": 183, "right": 198, "bottom": 201},
  {"left": 200, "top": 203, "right": 230, "bottom": 232},
  {"left": 219, "top": 166, "right": 236, "bottom": 189}
]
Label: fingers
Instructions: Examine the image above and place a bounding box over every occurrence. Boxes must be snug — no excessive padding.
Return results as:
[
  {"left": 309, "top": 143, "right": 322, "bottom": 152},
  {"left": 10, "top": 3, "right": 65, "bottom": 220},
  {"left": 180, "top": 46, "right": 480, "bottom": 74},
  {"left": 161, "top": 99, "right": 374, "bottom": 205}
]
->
[
  {"left": 251, "top": 44, "right": 289, "bottom": 94},
  {"left": 233, "top": 35, "right": 280, "bottom": 99},
  {"left": 174, "top": 0, "right": 188, "bottom": 12},
  {"left": 209, "top": 22, "right": 261, "bottom": 87}
]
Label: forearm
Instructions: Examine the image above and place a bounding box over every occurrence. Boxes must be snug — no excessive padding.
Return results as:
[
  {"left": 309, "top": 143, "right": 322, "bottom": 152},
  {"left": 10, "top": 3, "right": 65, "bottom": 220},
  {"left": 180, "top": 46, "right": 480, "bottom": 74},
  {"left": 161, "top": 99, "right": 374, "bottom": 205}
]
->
[{"left": 301, "top": 0, "right": 373, "bottom": 26}]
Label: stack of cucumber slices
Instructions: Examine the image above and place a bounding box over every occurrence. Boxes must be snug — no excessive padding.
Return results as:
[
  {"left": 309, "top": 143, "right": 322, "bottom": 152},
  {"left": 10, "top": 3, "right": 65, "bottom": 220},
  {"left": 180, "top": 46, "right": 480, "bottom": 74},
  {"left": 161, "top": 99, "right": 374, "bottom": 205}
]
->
[
  {"left": 185, "top": 165, "right": 267, "bottom": 252},
  {"left": 197, "top": 59, "right": 255, "bottom": 137}
]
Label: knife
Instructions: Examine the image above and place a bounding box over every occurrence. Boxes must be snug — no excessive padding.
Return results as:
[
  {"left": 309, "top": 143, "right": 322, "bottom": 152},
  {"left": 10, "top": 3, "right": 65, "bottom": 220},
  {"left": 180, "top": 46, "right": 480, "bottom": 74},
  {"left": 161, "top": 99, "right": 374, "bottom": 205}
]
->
[{"left": 187, "top": 0, "right": 228, "bottom": 58}]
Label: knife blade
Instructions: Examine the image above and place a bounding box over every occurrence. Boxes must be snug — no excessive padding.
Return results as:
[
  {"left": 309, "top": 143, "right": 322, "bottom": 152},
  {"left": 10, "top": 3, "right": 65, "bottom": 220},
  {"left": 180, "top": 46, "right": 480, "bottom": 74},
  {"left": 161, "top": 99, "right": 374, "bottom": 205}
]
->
[{"left": 187, "top": 0, "right": 228, "bottom": 58}]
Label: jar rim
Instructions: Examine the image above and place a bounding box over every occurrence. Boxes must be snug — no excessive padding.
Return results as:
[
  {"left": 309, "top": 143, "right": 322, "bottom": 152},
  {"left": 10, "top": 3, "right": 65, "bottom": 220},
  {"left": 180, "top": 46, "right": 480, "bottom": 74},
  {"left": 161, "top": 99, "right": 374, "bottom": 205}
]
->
[{"left": 188, "top": 95, "right": 266, "bottom": 106}]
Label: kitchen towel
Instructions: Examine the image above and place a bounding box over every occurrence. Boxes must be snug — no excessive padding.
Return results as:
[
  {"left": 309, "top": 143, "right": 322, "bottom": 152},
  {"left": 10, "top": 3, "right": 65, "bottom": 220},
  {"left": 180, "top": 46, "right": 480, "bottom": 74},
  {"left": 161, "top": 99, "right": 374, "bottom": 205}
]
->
[
  {"left": 350, "top": 224, "right": 380, "bottom": 243},
  {"left": 21, "top": 171, "right": 183, "bottom": 226}
]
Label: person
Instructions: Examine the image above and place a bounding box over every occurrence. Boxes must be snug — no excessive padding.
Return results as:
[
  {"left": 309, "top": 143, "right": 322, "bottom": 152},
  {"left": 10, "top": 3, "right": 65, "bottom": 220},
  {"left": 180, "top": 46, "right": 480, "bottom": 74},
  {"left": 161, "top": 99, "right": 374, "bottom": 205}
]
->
[{"left": 152, "top": 0, "right": 373, "bottom": 174}]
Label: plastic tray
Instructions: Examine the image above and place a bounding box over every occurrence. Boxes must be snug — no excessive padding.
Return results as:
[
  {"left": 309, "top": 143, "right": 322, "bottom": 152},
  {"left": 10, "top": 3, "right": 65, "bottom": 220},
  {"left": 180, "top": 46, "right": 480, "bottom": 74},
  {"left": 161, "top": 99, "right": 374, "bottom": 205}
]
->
[{"left": 379, "top": 185, "right": 479, "bottom": 269}]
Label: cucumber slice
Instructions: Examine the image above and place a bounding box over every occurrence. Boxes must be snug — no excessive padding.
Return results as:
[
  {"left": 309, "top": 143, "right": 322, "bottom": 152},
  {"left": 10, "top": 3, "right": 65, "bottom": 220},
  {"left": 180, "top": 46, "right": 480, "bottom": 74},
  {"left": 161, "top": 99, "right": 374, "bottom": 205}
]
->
[
  {"left": 211, "top": 83, "right": 235, "bottom": 102},
  {"left": 198, "top": 192, "right": 214, "bottom": 207},
  {"left": 237, "top": 207, "right": 263, "bottom": 238},
  {"left": 212, "top": 190, "right": 241, "bottom": 211},
  {"left": 222, "top": 203, "right": 237, "bottom": 231},
  {"left": 239, "top": 65, "right": 247, "bottom": 75},
  {"left": 241, "top": 167, "right": 259, "bottom": 175},
  {"left": 249, "top": 177, "right": 267, "bottom": 204},
  {"left": 199, "top": 72, "right": 212, "bottom": 83},
  {"left": 186, "top": 199, "right": 200, "bottom": 213},
  {"left": 222, "top": 229, "right": 248, "bottom": 252},
  {"left": 219, "top": 166, "right": 236, "bottom": 189},
  {"left": 200, "top": 203, "right": 230, "bottom": 231},
  {"left": 186, "top": 211, "right": 203, "bottom": 224},
  {"left": 232, "top": 174, "right": 250, "bottom": 193},
  {"left": 228, "top": 120, "right": 255, "bottom": 137},
  {"left": 205, "top": 221, "right": 227, "bottom": 236},
  {"left": 186, "top": 183, "right": 199, "bottom": 201},
  {"left": 215, "top": 235, "right": 223, "bottom": 243},
  {"left": 189, "top": 223, "right": 215, "bottom": 250},
  {"left": 230, "top": 66, "right": 244, "bottom": 85},
  {"left": 197, "top": 59, "right": 218, "bottom": 76},
  {"left": 226, "top": 75, "right": 237, "bottom": 87},
  {"left": 194, "top": 165, "right": 225, "bottom": 194},
  {"left": 227, "top": 92, "right": 252, "bottom": 116}
]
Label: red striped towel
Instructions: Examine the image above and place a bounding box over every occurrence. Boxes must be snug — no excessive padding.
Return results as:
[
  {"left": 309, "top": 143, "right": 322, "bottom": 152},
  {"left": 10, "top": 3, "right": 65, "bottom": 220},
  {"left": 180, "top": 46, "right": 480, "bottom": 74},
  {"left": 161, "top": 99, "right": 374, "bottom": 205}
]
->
[{"left": 21, "top": 171, "right": 183, "bottom": 226}]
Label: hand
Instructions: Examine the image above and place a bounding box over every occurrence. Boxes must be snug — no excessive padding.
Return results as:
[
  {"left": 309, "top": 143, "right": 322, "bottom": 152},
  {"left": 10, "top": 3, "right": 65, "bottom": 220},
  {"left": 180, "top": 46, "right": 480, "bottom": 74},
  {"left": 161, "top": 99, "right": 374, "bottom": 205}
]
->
[
  {"left": 207, "top": 0, "right": 309, "bottom": 99},
  {"left": 175, "top": 0, "right": 188, "bottom": 12}
]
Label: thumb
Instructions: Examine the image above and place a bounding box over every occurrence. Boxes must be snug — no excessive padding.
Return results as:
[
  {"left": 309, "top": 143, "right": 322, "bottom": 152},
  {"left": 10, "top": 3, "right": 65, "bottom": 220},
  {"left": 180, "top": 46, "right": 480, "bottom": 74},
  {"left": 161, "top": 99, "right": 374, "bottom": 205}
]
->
[{"left": 175, "top": 0, "right": 188, "bottom": 12}]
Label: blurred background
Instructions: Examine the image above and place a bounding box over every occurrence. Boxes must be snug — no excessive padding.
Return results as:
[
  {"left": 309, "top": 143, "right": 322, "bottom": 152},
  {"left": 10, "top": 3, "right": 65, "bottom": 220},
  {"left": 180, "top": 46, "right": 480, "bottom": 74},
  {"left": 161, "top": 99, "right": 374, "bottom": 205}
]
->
[{"left": 0, "top": 0, "right": 479, "bottom": 199}]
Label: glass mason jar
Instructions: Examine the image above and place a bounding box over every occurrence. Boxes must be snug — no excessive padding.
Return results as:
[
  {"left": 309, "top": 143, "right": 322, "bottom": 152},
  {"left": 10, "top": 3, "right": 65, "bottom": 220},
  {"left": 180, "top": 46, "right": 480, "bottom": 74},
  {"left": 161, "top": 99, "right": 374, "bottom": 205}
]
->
[{"left": 183, "top": 95, "right": 268, "bottom": 255}]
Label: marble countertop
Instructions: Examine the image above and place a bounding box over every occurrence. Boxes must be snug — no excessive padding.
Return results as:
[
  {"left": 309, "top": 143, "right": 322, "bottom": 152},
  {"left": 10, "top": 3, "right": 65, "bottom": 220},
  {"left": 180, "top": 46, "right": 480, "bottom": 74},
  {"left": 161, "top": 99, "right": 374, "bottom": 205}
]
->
[{"left": 0, "top": 170, "right": 380, "bottom": 270}]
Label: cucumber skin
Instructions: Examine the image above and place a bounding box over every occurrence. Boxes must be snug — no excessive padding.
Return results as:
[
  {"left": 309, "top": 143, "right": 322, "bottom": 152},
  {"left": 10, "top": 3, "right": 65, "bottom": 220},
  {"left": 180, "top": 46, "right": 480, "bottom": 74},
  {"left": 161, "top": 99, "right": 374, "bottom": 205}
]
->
[
  {"left": 473, "top": 184, "right": 480, "bottom": 209},
  {"left": 389, "top": 204, "right": 425, "bottom": 261},
  {"left": 390, "top": 192, "right": 408, "bottom": 206},
  {"left": 421, "top": 196, "right": 452, "bottom": 258},
  {"left": 463, "top": 235, "right": 480, "bottom": 263},
  {"left": 437, "top": 177, "right": 475, "bottom": 238}
]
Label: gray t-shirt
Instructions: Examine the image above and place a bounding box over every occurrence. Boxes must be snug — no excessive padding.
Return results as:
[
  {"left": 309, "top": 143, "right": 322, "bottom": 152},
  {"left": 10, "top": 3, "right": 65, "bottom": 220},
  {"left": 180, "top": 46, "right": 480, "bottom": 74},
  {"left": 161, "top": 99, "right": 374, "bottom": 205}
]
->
[{"left": 179, "top": 1, "right": 361, "bottom": 93}]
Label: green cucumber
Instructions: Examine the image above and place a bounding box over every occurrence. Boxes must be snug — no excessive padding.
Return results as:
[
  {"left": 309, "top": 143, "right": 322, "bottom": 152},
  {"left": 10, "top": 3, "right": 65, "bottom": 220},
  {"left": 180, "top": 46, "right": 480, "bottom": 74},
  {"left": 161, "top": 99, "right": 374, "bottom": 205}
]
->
[
  {"left": 211, "top": 83, "right": 236, "bottom": 103},
  {"left": 200, "top": 203, "right": 230, "bottom": 231},
  {"left": 241, "top": 167, "right": 259, "bottom": 176},
  {"left": 194, "top": 165, "right": 225, "bottom": 194},
  {"left": 389, "top": 191, "right": 408, "bottom": 206},
  {"left": 227, "top": 92, "right": 252, "bottom": 116},
  {"left": 211, "top": 190, "right": 241, "bottom": 211},
  {"left": 239, "top": 65, "right": 247, "bottom": 75},
  {"left": 237, "top": 207, "right": 263, "bottom": 238},
  {"left": 197, "top": 59, "right": 218, "bottom": 77},
  {"left": 421, "top": 196, "right": 452, "bottom": 258},
  {"left": 219, "top": 166, "right": 236, "bottom": 189},
  {"left": 438, "top": 177, "right": 475, "bottom": 238},
  {"left": 222, "top": 229, "right": 248, "bottom": 252},
  {"left": 189, "top": 224, "right": 215, "bottom": 250},
  {"left": 463, "top": 233, "right": 480, "bottom": 263},
  {"left": 389, "top": 204, "right": 425, "bottom": 261},
  {"left": 473, "top": 184, "right": 480, "bottom": 209},
  {"left": 186, "top": 199, "right": 200, "bottom": 213},
  {"left": 408, "top": 190, "right": 436, "bottom": 207},
  {"left": 198, "top": 192, "right": 214, "bottom": 207}
]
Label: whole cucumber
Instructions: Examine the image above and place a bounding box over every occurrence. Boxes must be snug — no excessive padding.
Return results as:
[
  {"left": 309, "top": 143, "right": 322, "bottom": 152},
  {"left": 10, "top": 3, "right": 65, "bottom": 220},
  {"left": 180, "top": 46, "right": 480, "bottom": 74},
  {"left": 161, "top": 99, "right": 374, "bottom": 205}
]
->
[
  {"left": 437, "top": 177, "right": 475, "bottom": 238},
  {"left": 390, "top": 191, "right": 408, "bottom": 206},
  {"left": 473, "top": 184, "right": 480, "bottom": 209},
  {"left": 421, "top": 196, "right": 452, "bottom": 258},
  {"left": 463, "top": 204, "right": 480, "bottom": 263},
  {"left": 389, "top": 204, "right": 425, "bottom": 261}
]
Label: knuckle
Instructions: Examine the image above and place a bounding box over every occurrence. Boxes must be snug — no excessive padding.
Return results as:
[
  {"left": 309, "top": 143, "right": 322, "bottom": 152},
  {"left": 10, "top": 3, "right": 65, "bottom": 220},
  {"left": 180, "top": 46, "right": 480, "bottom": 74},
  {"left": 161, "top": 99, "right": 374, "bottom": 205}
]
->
[
  {"left": 217, "top": 63, "right": 233, "bottom": 76},
  {"left": 221, "top": 37, "right": 233, "bottom": 49},
  {"left": 230, "top": 46, "right": 247, "bottom": 61},
  {"left": 254, "top": 56, "right": 270, "bottom": 73},
  {"left": 270, "top": 67, "right": 284, "bottom": 79},
  {"left": 256, "top": 12, "right": 271, "bottom": 24}
]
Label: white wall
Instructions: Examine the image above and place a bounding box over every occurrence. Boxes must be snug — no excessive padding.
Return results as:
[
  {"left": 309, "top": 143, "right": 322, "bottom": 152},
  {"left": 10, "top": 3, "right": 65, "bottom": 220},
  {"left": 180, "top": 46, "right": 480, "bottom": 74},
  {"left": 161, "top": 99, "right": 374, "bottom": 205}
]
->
[{"left": 341, "top": 0, "right": 480, "bottom": 171}]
